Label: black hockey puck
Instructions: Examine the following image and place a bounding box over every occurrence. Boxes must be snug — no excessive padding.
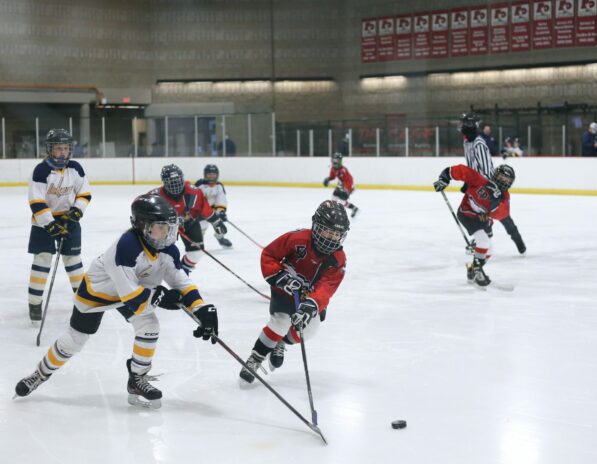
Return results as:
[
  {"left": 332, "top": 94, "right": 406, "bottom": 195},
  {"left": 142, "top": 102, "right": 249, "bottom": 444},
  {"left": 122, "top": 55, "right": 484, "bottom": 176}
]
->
[{"left": 391, "top": 420, "right": 407, "bottom": 429}]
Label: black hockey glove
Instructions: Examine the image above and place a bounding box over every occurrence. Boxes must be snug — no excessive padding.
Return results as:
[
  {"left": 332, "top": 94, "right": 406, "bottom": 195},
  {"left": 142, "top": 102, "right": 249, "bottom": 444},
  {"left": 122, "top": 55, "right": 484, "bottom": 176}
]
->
[
  {"left": 291, "top": 298, "right": 319, "bottom": 330},
  {"left": 61, "top": 206, "right": 83, "bottom": 224},
  {"left": 192, "top": 304, "right": 218, "bottom": 343},
  {"left": 45, "top": 220, "right": 69, "bottom": 238},
  {"left": 208, "top": 213, "right": 227, "bottom": 236},
  {"left": 323, "top": 177, "right": 330, "bottom": 187},
  {"left": 433, "top": 168, "right": 451, "bottom": 192},
  {"left": 267, "top": 270, "right": 303, "bottom": 296},
  {"left": 151, "top": 285, "right": 183, "bottom": 310}
]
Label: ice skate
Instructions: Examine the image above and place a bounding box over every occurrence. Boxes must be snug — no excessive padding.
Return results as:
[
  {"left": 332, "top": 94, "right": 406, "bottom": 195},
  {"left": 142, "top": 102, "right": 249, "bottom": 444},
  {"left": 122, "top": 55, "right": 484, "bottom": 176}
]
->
[
  {"left": 268, "top": 341, "right": 286, "bottom": 372},
  {"left": 126, "top": 359, "right": 162, "bottom": 409},
  {"left": 239, "top": 351, "right": 265, "bottom": 387},
  {"left": 216, "top": 236, "right": 233, "bottom": 248},
  {"left": 14, "top": 366, "right": 50, "bottom": 398}
]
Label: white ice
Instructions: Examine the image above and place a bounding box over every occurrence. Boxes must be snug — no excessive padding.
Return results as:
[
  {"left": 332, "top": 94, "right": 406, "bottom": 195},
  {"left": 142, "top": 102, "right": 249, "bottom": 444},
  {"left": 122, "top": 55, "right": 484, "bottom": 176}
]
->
[{"left": 1, "top": 185, "right": 597, "bottom": 464}]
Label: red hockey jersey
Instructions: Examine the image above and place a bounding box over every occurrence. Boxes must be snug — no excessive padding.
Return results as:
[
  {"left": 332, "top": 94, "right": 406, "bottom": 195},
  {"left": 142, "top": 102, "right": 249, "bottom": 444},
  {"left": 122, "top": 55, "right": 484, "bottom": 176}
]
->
[
  {"left": 148, "top": 182, "right": 214, "bottom": 221},
  {"left": 329, "top": 166, "right": 354, "bottom": 193},
  {"left": 449, "top": 165, "right": 509, "bottom": 219},
  {"left": 261, "top": 229, "right": 346, "bottom": 312}
]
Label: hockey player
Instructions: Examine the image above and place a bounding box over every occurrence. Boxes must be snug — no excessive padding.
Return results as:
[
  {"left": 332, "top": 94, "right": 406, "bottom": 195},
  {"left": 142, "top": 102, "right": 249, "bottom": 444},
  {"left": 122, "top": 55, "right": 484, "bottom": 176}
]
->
[
  {"left": 148, "top": 164, "right": 227, "bottom": 273},
  {"left": 27, "top": 129, "right": 91, "bottom": 323},
  {"left": 459, "top": 113, "right": 526, "bottom": 255},
  {"left": 323, "top": 153, "right": 359, "bottom": 218},
  {"left": 239, "top": 200, "right": 349, "bottom": 385},
  {"left": 14, "top": 194, "right": 219, "bottom": 409},
  {"left": 433, "top": 164, "right": 516, "bottom": 287},
  {"left": 195, "top": 164, "right": 232, "bottom": 248}
]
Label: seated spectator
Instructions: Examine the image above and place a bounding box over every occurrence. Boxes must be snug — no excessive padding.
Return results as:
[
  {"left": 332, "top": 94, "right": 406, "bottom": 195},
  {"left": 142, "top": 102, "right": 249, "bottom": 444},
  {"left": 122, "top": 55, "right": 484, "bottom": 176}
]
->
[
  {"left": 501, "top": 137, "right": 524, "bottom": 158},
  {"left": 581, "top": 122, "right": 597, "bottom": 157}
]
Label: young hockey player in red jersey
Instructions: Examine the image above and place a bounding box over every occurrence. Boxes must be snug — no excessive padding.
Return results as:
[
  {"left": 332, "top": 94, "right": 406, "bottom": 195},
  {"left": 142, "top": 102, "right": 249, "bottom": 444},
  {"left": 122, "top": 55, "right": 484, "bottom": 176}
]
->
[
  {"left": 323, "top": 153, "right": 359, "bottom": 218},
  {"left": 239, "top": 200, "right": 350, "bottom": 385},
  {"left": 433, "top": 164, "right": 516, "bottom": 288},
  {"left": 148, "top": 164, "right": 227, "bottom": 273},
  {"left": 14, "top": 194, "right": 219, "bottom": 409}
]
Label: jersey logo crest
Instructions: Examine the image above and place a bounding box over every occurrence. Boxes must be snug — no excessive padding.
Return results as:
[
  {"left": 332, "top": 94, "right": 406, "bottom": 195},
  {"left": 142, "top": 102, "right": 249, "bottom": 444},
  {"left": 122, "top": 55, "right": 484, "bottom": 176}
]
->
[{"left": 295, "top": 245, "right": 307, "bottom": 260}]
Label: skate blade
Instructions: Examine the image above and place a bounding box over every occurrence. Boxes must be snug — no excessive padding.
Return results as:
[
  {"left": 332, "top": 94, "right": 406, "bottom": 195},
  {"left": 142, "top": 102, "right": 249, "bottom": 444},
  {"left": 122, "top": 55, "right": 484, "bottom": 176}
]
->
[
  {"left": 238, "top": 377, "right": 259, "bottom": 389},
  {"left": 127, "top": 394, "right": 161, "bottom": 409}
]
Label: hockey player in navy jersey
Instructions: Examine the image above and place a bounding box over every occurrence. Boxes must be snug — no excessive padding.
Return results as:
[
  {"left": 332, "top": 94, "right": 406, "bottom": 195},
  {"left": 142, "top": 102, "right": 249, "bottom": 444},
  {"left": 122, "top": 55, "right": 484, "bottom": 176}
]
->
[
  {"left": 14, "top": 194, "right": 219, "bottom": 409},
  {"left": 195, "top": 164, "right": 232, "bottom": 248},
  {"left": 27, "top": 129, "right": 91, "bottom": 323}
]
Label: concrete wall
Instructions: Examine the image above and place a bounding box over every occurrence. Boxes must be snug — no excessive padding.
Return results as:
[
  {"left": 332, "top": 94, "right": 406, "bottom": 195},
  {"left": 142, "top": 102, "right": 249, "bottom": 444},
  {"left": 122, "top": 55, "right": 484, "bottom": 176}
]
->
[{"left": 2, "top": 157, "right": 596, "bottom": 194}]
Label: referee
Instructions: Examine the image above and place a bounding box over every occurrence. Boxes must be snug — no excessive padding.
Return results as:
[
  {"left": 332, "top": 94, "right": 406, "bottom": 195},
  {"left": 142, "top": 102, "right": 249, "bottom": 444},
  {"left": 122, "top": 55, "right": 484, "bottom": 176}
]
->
[{"left": 459, "top": 112, "right": 526, "bottom": 255}]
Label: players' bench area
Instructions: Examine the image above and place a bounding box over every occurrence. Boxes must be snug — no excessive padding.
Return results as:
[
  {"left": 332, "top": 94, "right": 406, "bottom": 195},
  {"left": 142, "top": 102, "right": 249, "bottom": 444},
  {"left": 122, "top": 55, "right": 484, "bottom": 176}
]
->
[{"left": 0, "top": 156, "right": 596, "bottom": 196}]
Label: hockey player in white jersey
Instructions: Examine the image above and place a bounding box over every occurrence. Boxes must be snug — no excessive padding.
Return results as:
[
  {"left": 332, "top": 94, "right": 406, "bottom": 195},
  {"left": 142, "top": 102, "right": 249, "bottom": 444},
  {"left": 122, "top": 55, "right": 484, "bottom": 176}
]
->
[
  {"left": 15, "top": 194, "right": 219, "bottom": 409},
  {"left": 195, "top": 164, "right": 232, "bottom": 248},
  {"left": 27, "top": 129, "right": 91, "bottom": 323}
]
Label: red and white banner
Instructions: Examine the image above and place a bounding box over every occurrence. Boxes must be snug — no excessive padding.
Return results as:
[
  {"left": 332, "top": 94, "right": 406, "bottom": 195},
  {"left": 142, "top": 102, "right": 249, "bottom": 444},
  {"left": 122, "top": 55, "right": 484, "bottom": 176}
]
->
[
  {"left": 413, "top": 12, "right": 431, "bottom": 59},
  {"left": 361, "top": 18, "right": 378, "bottom": 63},
  {"left": 470, "top": 6, "right": 489, "bottom": 54},
  {"left": 395, "top": 15, "right": 413, "bottom": 60},
  {"left": 490, "top": 4, "right": 510, "bottom": 53},
  {"left": 532, "top": 0, "right": 554, "bottom": 49},
  {"left": 554, "top": 0, "right": 575, "bottom": 47},
  {"left": 511, "top": 2, "right": 531, "bottom": 51},
  {"left": 431, "top": 11, "right": 449, "bottom": 57},
  {"left": 450, "top": 8, "right": 470, "bottom": 56},
  {"left": 577, "top": 0, "right": 597, "bottom": 46},
  {"left": 377, "top": 17, "right": 396, "bottom": 61}
]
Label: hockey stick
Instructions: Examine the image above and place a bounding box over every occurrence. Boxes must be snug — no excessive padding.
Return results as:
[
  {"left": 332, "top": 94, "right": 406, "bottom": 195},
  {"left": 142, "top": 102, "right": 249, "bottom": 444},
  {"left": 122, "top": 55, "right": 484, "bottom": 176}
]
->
[
  {"left": 36, "top": 237, "right": 65, "bottom": 346},
  {"left": 179, "top": 230, "right": 270, "bottom": 301},
  {"left": 227, "top": 220, "right": 264, "bottom": 249},
  {"left": 179, "top": 305, "right": 327, "bottom": 444},
  {"left": 293, "top": 291, "right": 319, "bottom": 427}
]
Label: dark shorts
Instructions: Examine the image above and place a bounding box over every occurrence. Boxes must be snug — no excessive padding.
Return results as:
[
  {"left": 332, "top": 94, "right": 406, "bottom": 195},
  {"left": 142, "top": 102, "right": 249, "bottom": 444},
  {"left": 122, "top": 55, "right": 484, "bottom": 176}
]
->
[
  {"left": 333, "top": 188, "right": 350, "bottom": 201},
  {"left": 28, "top": 222, "right": 82, "bottom": 256},
  {"left": 180, "top": 219, "right": 204, "bottom": 251},
  {"left": 457, "top": 211, "right": 492, "bottom": 237},
  {"left": 268, "top": 289, "right": 327, "bottom": 321}
]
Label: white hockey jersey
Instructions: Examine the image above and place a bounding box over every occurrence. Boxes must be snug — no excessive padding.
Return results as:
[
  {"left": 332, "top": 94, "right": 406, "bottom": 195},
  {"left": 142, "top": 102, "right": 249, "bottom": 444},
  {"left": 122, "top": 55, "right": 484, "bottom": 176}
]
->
[
  {"left": 75, "top": 230, "right": 205, "bottom": 315},
  {"left": 28, "top": 160, "right": 91, "bottom": 227},
  {"left": 195, "top": 179, "right": 227, "bottom": 211}
]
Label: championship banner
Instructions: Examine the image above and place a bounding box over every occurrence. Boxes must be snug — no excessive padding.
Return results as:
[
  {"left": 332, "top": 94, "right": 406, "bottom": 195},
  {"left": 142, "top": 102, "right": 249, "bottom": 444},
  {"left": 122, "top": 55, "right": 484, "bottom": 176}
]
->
[
  {"left": 413, "top": 12, "right": 431, "bottom": 59},
  {"left": 395, "top": 14, "right": 413, "bottom": 60},
  {"left": 450, "top": 8, "right": 470, "bottom": 56},
  {"left": 470, "top": 6, "right": 489, "bottom": 54},
  {"left": 361, "top": 18, "right": 378, "bottom": 63},
  {"left": 511, "top": 2, "right": 531, "bottom": 51},
  {"left": 577, "top": 0, "right": 597, "bottom": 46},
  {"left": 532, "top": 0, "right": 554, "bottom": 49},
  {"left": 490, "top": 4, "right": 510, "bottom": 53},
  {"left": 431, "top": 11, "right": 449, "bottom": 57},
  {"left": 554, "top": 0, "right": 575, "bottom": 47},
  {"left": 377, "top": 16, "right": 396, "bottom": 61}
]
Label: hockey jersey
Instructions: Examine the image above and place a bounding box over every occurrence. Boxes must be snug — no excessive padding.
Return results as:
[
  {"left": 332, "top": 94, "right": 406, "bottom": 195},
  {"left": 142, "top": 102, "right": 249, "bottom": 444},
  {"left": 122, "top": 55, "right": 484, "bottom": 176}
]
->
[
  {"left": 463, "top": 135, "right": 494, "bottom": 178},
  {"left": 195, "top": 179, "right": 227, "bottom": 211},
  {"left": 261, "top": 229, "right": 346, "bottom": 313},
  {"left": 28, "top": 160, "right": 91, "bottom": 227},
  {"left": 148, "top": 182, "right": 214, "bottom": 222},
  {"left": 75, "top": 230, "right": 204, "bottom": 315},
  {"left": 449, "top": 165, "right": 509, "bottom": 220},
  {"left": 328, "top": 166, "right": 354, "bottom": 193}
]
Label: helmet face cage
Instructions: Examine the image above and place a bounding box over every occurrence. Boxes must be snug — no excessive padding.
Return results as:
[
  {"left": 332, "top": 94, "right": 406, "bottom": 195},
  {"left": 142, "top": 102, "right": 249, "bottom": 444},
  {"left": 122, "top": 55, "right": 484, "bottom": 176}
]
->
[
  {"left": 458, "top": 113, "right": 480, "bottom": 139},
  {"left": 204, "top": 164, "right": 219, "bottom": 182},
  {"left": 492, "top": 165, "right": 515, "bottom": 191},
  {"left": 311, "top": 200, "right": 350, "bottom": 255},
  {"left": 161, "top": 165, "right": 185, "bottom": 196},
  {"left": 312, "top": 222, "right": 347, "bottom": 254},
  {"left": 139, "top": 219, "right": 179, "bottom": 250},
  {"left": 45, "top": 129, "right": 73, "bottom": 169},
  {"left": 332, "top": 153, "right": 342, "bottom": 169}
]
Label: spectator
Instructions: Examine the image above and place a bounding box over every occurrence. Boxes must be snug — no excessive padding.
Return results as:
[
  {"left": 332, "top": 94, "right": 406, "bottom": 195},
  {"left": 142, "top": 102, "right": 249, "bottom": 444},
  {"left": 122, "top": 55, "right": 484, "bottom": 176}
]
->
[
  {"left": 217, "top": 134, "right": 236, "bottom": 156},
  {"left": 501, "top": 137, "right": 524, "bottom": 158},
  {"left": 581, "top": 122, "right": 597, "bottom": 157},
  {"left": 480, "top": 124, "right": 498, "bottom": 156}
]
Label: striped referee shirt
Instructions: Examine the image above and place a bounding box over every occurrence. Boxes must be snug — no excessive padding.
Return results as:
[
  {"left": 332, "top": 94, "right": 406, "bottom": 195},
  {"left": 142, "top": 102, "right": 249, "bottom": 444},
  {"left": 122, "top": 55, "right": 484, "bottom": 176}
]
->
[{"left": 463, "top": 135, "right": 494, "bottom": 179}]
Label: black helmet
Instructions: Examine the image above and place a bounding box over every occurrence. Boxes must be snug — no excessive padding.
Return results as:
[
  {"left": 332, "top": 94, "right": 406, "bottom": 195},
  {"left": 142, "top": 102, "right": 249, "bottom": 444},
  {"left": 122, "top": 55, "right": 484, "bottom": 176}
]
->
[
  {"left": 332, "top": 152, "right": 343, "bottom": 169},
  {"left": 161, "top": 164, "right": 185, "bottom": 197},
  {"left": 204, "top": 164, "right": 219, "bottom": 181},
  {"left": 130, "top": 194, "right": 180, "bottom": 250},
  {"left": 311, "top": 200, "right": 350, "bottom": 255},
  {"left": 458, "top": 113, "right": 480, "bottom": 141},
  {"left": 492, "top": 164, "right": 515, "bottom": 191},
  {"left": 45, "top": 128, "right": 74, "bottom": 169}
]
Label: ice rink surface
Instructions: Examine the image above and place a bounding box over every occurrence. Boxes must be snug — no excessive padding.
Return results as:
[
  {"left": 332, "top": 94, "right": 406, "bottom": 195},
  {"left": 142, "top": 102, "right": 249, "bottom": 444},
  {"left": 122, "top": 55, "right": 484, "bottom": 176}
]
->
[{"left": 1, "top": 184, "right": 597, "bottom": 464}]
